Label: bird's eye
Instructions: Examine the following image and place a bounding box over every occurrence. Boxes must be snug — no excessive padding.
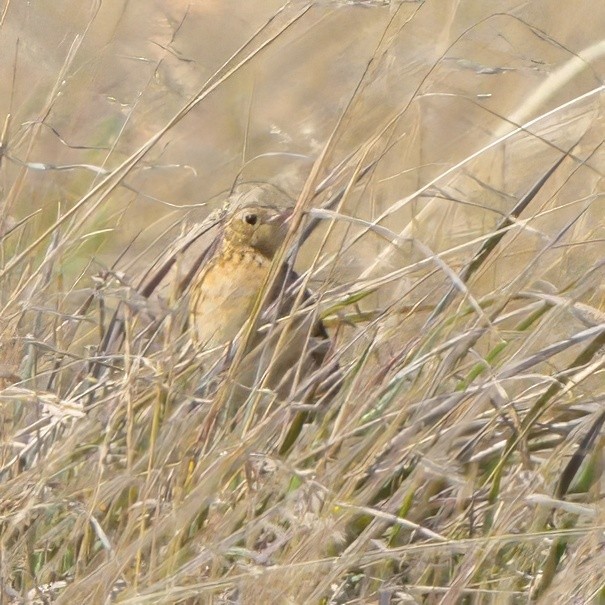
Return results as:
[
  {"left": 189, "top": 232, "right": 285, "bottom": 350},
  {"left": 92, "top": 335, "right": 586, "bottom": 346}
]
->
[{"left": 244, "top": 213, "right": 258, "bottom": 226}]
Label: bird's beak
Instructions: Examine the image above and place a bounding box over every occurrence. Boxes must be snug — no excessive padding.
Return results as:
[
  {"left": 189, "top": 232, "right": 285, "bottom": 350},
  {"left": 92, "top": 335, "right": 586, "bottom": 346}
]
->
[{"left": 269, "top": 208, "right": 293, "bottom": 226}]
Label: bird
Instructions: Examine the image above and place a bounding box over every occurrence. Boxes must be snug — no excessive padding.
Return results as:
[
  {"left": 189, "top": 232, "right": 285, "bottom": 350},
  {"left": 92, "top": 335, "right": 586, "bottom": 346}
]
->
[
  {"left": 189, "top": 203, "right": 290, "bottom": 349},
  {"left": 188, "top": 198, "right": 335, "bottom": 405}
]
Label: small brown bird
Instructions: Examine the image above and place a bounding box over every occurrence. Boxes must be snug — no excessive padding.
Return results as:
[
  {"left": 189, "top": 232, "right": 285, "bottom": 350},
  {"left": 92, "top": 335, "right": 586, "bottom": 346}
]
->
[
  {"left": 189, "top": 204, "right": 290, "bottom": 348},
  {"left": 189, "top": 201, "right": 334, "bottom": 400}
]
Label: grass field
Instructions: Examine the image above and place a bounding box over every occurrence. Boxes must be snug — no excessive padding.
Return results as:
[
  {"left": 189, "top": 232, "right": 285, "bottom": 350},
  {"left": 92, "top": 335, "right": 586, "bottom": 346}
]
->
[{"left": 1, "top": 2, "right": 604, "bottom": 603}]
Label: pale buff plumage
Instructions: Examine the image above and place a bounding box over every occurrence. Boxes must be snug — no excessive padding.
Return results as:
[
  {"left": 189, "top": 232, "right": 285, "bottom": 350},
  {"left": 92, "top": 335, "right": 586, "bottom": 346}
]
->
[{"left": 189, "top": 203, "right": 333, "bottom": 400}]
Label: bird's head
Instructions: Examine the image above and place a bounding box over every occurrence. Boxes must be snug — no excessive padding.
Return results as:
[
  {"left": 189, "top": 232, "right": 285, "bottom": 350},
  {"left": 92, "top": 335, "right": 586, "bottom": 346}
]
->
[{"left": 223, "top": 204, "right": 292, "bottom": 259}]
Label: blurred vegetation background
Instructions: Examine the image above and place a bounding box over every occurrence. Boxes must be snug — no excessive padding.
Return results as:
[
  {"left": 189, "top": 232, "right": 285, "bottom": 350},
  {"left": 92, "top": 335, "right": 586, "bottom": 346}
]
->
[{"left": 3, "top": 1, "right": 602, "bottom": 273}]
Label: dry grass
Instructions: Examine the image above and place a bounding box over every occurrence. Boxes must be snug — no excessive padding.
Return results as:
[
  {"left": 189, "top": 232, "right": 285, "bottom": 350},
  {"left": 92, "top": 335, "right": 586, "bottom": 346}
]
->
[{"left": 1, "top": 2, "right": 604, "bottom": 604}]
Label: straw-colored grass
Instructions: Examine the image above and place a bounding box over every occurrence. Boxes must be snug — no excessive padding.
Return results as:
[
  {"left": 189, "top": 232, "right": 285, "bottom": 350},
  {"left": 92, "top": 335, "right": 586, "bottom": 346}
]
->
[{"left": 1, "top": 2, "right": 604, "bottom": 604}]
